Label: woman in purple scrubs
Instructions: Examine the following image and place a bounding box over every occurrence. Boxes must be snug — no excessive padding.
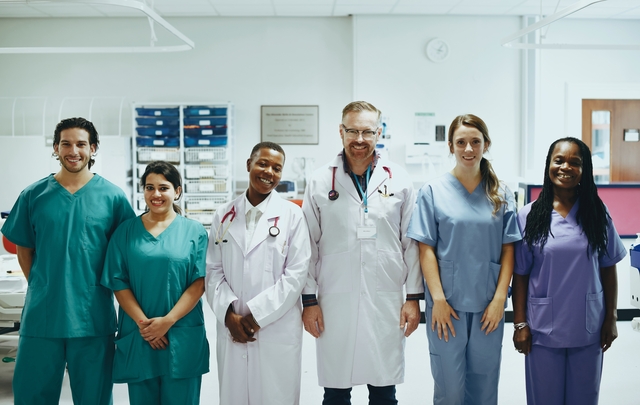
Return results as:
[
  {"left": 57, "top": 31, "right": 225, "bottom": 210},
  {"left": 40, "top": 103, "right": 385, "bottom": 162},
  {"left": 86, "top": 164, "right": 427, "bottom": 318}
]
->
[{"left": 512, "top": 137, "right": 627, "bottom": 405}]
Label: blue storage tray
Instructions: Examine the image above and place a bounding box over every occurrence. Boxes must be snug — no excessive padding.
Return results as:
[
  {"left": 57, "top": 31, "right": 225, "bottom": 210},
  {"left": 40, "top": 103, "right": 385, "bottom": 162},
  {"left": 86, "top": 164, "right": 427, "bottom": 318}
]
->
[
  {"left": 136, "top": 136, "right": 180, "bottom": 147},
  {"left": 631, "top": 249, "right": 640, "bottom": 269},
  {"left": 136, "top": 127, "right": 180, "bottom": 137},
  {"left": 183, "top": 106, "right": 227, "bottom": 117},
  {"left": 135, "top": 107, "right": 180, "bottom": 117},
  {"left": 184, "top": 136, "right": 227, "bottom": 147},
  {"left": 183, "top": 117, "right": 227, "bottom": 126},
  {"left": 136, "top": 117, "right": 180, "bottom": 127},
  {"left": 184, "top": 127, "right": 227, "bottom": 136}
]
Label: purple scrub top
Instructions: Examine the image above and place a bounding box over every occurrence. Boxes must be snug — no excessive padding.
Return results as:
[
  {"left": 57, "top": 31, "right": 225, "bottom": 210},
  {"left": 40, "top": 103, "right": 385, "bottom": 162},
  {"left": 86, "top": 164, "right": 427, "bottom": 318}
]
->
[{"left": 514, "top": 199, "right": 627, "bottom": 348}]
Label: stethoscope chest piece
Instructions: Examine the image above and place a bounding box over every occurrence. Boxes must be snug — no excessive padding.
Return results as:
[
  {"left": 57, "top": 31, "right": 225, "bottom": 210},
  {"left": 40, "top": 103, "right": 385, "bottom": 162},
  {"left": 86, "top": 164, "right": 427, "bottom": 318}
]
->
[
  {"left": 269, "top": 226, "right": 280, "bottom": 237},
  {"left": 328, "top": 189, "right": 339, "bottom": 201}
]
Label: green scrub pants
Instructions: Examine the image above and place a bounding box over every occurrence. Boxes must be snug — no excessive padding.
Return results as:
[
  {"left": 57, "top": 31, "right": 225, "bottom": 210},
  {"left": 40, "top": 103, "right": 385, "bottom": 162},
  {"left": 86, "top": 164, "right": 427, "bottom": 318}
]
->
[
  {"left": 13, "top": 335, "right": 114, "bottom": 405},
  {"left": 128, "top": 375, "right": 202, "bottom": 405}
]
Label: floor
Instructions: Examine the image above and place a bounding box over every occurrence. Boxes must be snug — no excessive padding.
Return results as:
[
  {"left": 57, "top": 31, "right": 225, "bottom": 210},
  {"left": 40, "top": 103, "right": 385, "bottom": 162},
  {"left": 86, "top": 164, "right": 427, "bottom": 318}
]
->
[{"left": 0, "top": 306, "right": 638, "bottom": 404}]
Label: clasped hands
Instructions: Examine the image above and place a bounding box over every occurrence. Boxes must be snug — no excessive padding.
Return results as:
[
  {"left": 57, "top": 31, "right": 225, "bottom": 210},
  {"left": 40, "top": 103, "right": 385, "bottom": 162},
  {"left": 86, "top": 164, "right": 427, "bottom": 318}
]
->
[
  {"left": 225, "top": 306, "right": 260, "bottom": 344},
  {"left": 139, "top": 317, "right": 173, "bottom": 350}
]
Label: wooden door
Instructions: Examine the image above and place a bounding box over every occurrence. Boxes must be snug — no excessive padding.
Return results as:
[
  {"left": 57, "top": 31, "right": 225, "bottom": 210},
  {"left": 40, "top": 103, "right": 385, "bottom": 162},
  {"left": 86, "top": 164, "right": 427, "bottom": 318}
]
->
[{"left": 582, "top": 99, "right": 640, "bottom": 182}]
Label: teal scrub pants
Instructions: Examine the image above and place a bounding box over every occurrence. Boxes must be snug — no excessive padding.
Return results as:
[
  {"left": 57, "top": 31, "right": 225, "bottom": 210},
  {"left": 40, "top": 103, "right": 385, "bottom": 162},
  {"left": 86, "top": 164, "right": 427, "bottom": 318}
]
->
[
  {"left": 13, "top": 335, "right": 114, "bottom": 405},
  {"left": 426, "top": 307, "right": 504, "bottom": 405},
  {"left": 128, "top": 375, "right": 202, "bottom": 405}
]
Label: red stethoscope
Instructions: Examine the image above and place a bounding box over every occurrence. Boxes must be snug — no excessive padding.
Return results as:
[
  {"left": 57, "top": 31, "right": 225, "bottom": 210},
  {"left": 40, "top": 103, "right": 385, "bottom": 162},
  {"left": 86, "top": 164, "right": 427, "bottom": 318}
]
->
[
  {"left": 214, "top": 205, "right": 280, "bottom": 244},
  {"left": 328, "top": 166, "right": 392, "bottom": 201}
]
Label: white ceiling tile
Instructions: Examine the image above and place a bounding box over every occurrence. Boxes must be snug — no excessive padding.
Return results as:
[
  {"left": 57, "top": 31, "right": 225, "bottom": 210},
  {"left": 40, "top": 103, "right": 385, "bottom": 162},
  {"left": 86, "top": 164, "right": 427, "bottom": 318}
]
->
[
  {"left": 450, "top": 5, "right": 513, "bottom": 15},
  {"left": 154, "top": 5, "right": 219, "bottom": 16},
  {"left": 29, "top": 4, "right": 106, "bottom": 17},
  {"left": 0, "top": 5, "right": 49, "bottom": 17},
  {"left": 394, "top": 0, "right": 459, "bottom": 5},
  {"left": 392, "top": 5, "right": 454, "bottom": 14},
  {"left": 213, "top": 5, "right": 275, "bottom": 15},
  {"left": 273, "top": 0, "right": 335, "bottom": 4},
  {"left": 210, "top": 0, "right": 273, "bottom": 5},
  {"left": 336, "top": 0, "right": 396, "bottom": 4},
  {"left": 274, "top": 5, "right": 334, "bottom": 16},
  {"left": 333, "top": 5, "right": 394, "bottom": 15},
  {"left": 152, "top": 0, "right": 211, "bottom": 4},
  {"left": 90, "top": 4, "right": 145, "bottom": 16}
]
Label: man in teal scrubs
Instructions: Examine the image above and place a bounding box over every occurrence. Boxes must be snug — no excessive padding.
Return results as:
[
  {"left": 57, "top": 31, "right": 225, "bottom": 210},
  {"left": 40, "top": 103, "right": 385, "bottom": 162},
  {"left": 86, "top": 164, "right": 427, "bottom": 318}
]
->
[{"left": 1, "top": 117, "right": 135, "bottom": 405}]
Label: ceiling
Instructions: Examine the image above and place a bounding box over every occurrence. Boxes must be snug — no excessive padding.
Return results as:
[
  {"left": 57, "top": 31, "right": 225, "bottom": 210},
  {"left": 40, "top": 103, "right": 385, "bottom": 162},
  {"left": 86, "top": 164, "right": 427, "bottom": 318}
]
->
[{"left": 1, "top": 0, "right": 639, "bottom": 19}]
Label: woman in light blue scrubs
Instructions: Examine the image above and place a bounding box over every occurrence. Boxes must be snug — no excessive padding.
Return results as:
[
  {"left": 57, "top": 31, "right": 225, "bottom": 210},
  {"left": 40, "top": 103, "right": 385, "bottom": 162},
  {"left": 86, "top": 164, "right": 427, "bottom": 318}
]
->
[
  {"left": 102, "top": 161, "right": 209, "bottom": 405},
  {"left": 407, "top": 114, "right": 521, "bottom": 405}
]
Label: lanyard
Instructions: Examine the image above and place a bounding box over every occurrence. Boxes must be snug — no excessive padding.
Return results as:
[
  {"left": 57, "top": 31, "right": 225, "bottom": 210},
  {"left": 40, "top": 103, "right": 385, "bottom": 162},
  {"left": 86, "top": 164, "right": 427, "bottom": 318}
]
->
[{"left": 352, "top": 165, "right": 371, "bottom": 214}]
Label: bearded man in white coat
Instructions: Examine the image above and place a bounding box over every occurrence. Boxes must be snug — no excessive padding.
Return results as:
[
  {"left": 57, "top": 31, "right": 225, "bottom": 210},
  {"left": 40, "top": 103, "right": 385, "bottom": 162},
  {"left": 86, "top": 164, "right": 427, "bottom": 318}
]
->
[
  {"left": 206, "top": 141, "right": 311, "bottom": 405},
  {"left": 301, "top": 101, "right": 423, "bottom": 404}
]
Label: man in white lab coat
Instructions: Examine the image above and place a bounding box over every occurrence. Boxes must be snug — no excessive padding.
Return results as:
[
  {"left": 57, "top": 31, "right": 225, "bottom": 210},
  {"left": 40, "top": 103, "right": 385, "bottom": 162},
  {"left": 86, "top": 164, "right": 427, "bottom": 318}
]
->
[
  {"left": 206, "top": 142, "right": 311, "bottom": 405},
  {"left": 302, "top": 101, "right": 423, "bottom": 404}
]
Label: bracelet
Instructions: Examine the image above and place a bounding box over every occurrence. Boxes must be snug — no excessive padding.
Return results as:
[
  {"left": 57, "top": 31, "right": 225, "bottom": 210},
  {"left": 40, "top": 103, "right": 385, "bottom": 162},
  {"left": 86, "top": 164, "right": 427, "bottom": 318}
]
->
[{"left": 514, "top": 322, "right": 529, "bottom": 330}]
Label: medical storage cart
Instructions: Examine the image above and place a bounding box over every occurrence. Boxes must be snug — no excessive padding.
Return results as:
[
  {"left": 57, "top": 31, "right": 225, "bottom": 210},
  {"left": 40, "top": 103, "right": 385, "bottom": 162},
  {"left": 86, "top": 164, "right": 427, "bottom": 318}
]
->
[{"left": 132, "top": 103, "right": 234, "bottom": 229}]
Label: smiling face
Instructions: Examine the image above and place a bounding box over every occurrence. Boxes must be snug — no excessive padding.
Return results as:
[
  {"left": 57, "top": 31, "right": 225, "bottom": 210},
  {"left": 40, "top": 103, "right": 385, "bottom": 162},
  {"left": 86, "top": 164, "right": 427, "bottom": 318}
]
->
[
  {"left": 340, "top": 110, "right": 380, "bottom": 169},
  {"left": 143, "top": 172, "right": 180, "bottom": 216},
  {"left": 548, "top": 141, "right": 583, "bottom": 192},
  {"left": 449, "top": 124, "right": 487, "bottom": 171},
  {"left": 53, "top": 128, "right": 96, "bottom": 174},
  {"left": 246, "top": 147, "right": 284, "bottom": 206}
]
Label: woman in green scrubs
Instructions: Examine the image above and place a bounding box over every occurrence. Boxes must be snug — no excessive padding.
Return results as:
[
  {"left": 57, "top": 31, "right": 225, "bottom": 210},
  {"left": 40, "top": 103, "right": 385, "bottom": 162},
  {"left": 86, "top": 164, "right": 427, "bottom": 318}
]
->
[{"left": 102, "top": 161, "right": 209, "bottom": 405}]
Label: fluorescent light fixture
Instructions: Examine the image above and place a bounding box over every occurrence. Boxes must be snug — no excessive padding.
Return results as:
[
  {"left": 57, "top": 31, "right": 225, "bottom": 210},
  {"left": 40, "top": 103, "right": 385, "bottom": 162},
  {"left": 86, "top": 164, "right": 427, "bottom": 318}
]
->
[
  {"left": 502, "top": 0, "right": 640, "bottom": 50},
  {"left": 0, "top": 0, "right": 195, "bottom": 53}
]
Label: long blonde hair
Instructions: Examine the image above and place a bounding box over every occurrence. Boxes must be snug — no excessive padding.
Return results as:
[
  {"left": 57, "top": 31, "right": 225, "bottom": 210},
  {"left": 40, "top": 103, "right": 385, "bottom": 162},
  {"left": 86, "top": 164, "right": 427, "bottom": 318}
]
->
[{"left": 448, "top": 114, "right": 505, "bottom": 215}]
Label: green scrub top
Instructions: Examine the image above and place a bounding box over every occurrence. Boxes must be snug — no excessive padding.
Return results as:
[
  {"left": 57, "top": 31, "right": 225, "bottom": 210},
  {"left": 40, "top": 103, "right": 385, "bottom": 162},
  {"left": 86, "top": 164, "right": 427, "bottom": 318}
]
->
[
  {"left": 101, "top": 214, "right": 210, "bottom": 383},
  {"left": 1, "top": 174, "right": 135, "bottom": 338}
]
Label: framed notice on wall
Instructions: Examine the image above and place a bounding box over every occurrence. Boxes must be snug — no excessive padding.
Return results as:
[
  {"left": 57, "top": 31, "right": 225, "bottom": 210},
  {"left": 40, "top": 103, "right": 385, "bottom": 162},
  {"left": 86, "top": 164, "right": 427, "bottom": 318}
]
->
[{"left": 261, "top": 105, "right": 319, "bottom": 145}]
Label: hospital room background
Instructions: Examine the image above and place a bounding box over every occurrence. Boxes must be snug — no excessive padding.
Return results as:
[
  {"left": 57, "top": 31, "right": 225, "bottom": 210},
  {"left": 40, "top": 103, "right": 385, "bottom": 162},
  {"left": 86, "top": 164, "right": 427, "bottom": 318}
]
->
[{"left": 1, "top": 1, "right": 640, "bottom": 403}]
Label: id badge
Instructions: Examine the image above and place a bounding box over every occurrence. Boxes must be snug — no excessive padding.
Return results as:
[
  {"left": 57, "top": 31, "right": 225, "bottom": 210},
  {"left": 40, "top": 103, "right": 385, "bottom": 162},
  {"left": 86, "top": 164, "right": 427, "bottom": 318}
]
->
[{"left": 357, "top": 226, "right": 377, "bottom": 239}]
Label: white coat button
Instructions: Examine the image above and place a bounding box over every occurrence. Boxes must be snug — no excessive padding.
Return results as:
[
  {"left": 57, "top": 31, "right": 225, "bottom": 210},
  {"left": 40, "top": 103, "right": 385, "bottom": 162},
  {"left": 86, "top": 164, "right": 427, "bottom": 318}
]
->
[
  {"left": 362, "top": 262, "right": 365, "bottom": 266},
  {"left": 242, "top": 354, "right": 247, "bottom": 359}
]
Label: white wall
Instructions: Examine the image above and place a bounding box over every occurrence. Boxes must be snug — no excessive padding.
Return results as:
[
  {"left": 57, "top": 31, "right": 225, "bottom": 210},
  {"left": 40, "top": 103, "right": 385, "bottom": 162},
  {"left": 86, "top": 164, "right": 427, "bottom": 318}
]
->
[
  {"left": 528, "top": 18, "right": 640, "bottom": 182},
  {"left": 352, "top": 15, "right": 522, "bottom": 187},
  {"left": 0, "top": 16, "right": 353, "bottom": 210}
]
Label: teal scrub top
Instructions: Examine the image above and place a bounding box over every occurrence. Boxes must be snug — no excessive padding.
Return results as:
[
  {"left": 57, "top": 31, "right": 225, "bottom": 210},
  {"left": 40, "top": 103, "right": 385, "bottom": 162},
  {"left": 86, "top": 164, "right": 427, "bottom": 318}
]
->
[
  {"left": 101, "top": 214, "right": 210, "bottom": 383},
  {"left": 1, "top": 174, "right": 135, "bottom": 338}
]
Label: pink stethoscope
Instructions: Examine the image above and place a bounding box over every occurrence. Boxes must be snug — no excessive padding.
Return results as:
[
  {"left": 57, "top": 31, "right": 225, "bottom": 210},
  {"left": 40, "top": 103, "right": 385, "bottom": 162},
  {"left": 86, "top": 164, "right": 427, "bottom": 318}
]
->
[
  {"left": 214, "top": 205, "right": 280, "bottom": 244},
  {"left": 328, "top": 166, "right": 392, "bottom": 201}
]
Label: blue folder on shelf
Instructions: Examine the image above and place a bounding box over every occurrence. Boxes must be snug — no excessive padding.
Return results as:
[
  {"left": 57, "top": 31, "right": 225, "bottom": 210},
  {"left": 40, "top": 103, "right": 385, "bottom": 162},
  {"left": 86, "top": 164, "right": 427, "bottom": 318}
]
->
[
  {"left": 136, "top": 136, "right": 180, "bottom": 147},
  {"left": 135, "top": 107, "right": 180, "bottom": 117}
]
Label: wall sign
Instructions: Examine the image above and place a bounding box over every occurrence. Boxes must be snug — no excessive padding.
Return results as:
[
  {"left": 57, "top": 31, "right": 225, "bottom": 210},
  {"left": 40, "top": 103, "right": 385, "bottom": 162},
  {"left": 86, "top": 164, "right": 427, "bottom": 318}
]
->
[{"left": 261, "top": 105, "right": 318, "bottom": 145}]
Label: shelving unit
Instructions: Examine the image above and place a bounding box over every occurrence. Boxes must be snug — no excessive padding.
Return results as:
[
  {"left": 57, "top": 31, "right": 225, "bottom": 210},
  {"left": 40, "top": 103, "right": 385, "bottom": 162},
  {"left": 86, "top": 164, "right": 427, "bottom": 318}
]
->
[{"left": 132, "top": 102, "right": 234, "bottom": 229}]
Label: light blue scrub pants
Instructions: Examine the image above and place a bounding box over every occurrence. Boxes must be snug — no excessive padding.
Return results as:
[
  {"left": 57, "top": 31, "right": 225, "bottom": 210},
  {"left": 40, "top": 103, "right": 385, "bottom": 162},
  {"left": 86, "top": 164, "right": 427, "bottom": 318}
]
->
[
  {"left": 426, "top": 307, "right": 504, "bottom": 405},
  {"left": 525, "top": 342, "right": 603, "bottom": 405},
  {"left": 128, "top": 375, "right": 202, "bottom": 405},
  {"left": 13, "top": 335, "right": 114, "bottom": 405}
]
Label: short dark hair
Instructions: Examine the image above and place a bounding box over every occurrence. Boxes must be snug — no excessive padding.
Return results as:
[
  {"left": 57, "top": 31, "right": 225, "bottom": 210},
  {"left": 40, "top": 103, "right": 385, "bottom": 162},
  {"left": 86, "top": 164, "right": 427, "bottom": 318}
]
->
[
  {"left": 249, "top": 142, "right": 285, "bottom": 163},
  {"left": 140, "top": 161, "right": 183, "bottom": 215},
  {"left": 53, "top": 117, "right": 100, "bottom": 169}
]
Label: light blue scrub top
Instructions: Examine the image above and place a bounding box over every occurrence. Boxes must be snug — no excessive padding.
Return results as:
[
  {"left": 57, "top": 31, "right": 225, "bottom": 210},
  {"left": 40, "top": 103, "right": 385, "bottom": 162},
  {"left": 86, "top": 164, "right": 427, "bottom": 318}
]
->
[
  {"left": 514, "top": 200, "right": 626, "bottom": 348},
  {"left": 1, "top": 174, "right": 135, "bottom": 338},
  {"left": 101, "top": 214, "right": 210, "bottom": 383},
  {"left": 407, "top": 172, "right": 521, "bottom": 313}
]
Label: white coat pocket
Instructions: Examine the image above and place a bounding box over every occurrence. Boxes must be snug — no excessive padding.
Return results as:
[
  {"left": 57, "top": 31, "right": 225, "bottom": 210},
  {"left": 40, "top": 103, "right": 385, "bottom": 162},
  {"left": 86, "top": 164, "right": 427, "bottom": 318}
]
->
[{"left": 318, "top": 251, "right": 352, "bottom": 294}]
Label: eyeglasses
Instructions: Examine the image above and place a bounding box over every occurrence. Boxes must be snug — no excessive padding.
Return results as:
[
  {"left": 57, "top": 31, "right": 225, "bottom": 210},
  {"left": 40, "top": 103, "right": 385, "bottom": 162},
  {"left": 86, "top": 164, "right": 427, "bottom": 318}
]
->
[{"left": 341, "top": 124, "right": 378, "bottom": 141}]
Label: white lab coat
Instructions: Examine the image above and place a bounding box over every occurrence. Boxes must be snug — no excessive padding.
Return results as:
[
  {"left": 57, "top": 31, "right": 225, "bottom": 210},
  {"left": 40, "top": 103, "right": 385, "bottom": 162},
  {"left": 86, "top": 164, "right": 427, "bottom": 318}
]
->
[
  {"left": 302, "top": 153, "right": 422, "bottom": 388},
  {"left": 206, "top": 191, "right": 311, "bottom": 405}
]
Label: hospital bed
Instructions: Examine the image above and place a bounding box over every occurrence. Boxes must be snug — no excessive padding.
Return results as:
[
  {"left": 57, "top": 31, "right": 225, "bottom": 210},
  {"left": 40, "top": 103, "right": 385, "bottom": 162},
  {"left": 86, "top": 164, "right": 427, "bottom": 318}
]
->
[{"left": 0, "top": 216, "right": 26, "bottom": 361}]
